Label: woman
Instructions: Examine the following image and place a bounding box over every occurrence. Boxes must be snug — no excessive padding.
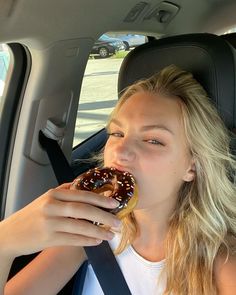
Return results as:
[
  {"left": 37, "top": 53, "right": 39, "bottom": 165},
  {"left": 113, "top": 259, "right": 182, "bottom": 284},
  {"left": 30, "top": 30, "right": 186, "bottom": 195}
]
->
[{"left": 1, "top": 65, "right": 236, "bottom": 294}]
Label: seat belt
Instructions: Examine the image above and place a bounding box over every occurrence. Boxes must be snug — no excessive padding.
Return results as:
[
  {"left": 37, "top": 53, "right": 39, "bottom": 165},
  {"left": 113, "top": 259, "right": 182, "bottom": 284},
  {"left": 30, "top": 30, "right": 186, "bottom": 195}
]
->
[{"left": 39, "top": 130, "right": 132, "bottom": 295}]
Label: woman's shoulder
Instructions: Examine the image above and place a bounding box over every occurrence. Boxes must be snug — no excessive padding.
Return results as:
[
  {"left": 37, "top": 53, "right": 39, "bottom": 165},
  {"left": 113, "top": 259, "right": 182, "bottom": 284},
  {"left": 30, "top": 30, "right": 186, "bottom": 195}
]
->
[{"left": 214, "top": 245, "right": 236, "bottom": 294}]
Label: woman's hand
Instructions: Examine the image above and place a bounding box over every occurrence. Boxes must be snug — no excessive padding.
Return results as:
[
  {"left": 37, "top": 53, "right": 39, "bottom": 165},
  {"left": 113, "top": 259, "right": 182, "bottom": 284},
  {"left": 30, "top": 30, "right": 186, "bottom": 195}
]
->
[{"left": 0, "top": 183, "right": 121, "bottom": 259}]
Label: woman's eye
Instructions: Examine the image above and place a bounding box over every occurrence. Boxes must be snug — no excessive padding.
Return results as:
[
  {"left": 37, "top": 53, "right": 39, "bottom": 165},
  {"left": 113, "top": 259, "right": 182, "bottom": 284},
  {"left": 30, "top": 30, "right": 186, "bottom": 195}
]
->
[
  {"left": 107, "top": 132, "right": 123, "bottom": 137},
  {"left": 144, "top": 139, "right": 163, "bottom": 145}
]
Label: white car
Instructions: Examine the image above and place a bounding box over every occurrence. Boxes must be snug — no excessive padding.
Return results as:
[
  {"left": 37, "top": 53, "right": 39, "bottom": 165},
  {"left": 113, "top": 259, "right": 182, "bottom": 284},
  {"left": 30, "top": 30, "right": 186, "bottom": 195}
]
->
[
  {"left": 108, "top": 34, "right": 147, "bottom": 50},
  {"left": 0, "top": 79, "right": 4, "bottom": 96}
]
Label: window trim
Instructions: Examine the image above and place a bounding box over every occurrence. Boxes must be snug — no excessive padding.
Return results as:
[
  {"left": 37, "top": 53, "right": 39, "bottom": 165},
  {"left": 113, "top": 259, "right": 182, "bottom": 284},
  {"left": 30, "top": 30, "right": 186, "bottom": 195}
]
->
[{"left": 0, "top": 43, "right": 30, "bottom": 220}]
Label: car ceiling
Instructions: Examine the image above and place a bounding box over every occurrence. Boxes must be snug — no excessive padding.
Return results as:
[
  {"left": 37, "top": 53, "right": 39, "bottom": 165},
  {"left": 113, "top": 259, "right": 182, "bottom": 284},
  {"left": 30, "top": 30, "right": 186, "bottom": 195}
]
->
[{"left": 0, "top": 0, "right": 236, "bottom": 48}]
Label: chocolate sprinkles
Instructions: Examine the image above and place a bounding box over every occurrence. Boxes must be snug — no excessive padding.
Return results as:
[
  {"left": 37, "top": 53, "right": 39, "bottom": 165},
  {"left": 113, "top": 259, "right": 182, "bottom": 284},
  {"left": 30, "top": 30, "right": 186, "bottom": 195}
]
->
[{"left": 72, "top": 167, "right": 136, "bottom": 215}]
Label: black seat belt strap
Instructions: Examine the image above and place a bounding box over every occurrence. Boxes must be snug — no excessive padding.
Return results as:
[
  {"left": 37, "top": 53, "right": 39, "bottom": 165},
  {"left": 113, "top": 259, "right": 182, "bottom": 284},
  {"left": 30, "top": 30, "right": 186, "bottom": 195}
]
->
[
  {"left": 39, "top": 131, "right": 132, "bottom": 295},
  {"left": 72, "top": 261, "right": 89, "bottom": 295},
  {"left": 38, "top": 130, "right": 75, "bottom": 183}
]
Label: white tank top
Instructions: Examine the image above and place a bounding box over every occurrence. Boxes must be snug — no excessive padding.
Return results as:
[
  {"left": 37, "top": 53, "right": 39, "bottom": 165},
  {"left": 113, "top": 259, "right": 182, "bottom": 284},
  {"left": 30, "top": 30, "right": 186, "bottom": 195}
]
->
[{"left": 81, "top": 234, "right": 166, "bottom": 295}]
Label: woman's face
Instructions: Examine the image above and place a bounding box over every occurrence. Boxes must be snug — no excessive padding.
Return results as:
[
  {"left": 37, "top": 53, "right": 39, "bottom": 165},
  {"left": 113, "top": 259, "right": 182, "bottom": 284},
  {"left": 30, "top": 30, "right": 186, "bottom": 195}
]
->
[{"left": 104, "top": 91, "right": 195, "bottom": 211}]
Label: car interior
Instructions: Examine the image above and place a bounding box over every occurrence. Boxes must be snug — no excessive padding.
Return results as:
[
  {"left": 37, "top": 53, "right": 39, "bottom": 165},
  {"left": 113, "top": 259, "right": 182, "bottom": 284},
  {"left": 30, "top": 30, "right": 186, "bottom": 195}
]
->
[{"left": 1, "top": 0, "right": 236, "bottom": 293}]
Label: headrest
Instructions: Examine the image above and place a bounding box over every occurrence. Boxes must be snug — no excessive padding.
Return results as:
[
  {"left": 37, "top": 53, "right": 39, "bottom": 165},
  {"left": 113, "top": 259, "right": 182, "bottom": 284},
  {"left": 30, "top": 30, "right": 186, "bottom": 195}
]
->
[
  {"left": 221, "top": 32, "right": 236, "bottom": 49},
  {"left": 118, "top": 33, "right": 236, "bottom": 130}
]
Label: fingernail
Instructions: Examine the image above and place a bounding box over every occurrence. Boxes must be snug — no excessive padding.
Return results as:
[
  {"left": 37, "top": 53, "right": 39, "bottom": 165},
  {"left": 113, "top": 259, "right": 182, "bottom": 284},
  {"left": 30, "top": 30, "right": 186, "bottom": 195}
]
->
[
  {"left": 107, "top": 231, "right": 115, "bottom": 240},
  {"left": 96, "top": 239, "right": 103, "bottom": 244},
  {"left": 109, "top": 198, "right": 120, "bottom": 207},
  {"left": 113, "top": 218, "right": 122, "bottom": 227}
]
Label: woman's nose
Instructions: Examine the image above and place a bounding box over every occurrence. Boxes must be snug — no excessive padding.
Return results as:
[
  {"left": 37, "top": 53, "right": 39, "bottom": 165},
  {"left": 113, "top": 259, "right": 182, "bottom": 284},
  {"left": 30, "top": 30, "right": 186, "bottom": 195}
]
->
[{"left": 113, "top": 138, "right": 136, "bottom": 163}]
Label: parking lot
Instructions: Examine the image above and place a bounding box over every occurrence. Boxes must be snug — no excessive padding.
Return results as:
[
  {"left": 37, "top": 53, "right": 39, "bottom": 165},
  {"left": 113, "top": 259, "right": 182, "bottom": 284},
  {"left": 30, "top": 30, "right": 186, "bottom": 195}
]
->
[{"left": 74, "top": 57, "right": 124, "bottom": 145}]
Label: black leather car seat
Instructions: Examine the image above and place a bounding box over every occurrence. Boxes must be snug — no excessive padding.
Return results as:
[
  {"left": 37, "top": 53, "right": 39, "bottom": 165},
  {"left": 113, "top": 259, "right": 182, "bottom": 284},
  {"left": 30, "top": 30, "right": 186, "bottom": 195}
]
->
[
  {"left": 221, "top": 32, "right": 236, "bottom": 50},
  {"left": 118, "top": 33, "right": 236, "bottom": 131}
]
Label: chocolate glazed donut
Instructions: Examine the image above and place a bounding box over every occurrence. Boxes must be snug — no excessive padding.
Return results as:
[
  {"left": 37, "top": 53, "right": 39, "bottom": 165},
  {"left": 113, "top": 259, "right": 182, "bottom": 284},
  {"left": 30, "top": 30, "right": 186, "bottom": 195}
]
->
[{"left": 71, "top": 167, "right": 138, "bottom": 219}]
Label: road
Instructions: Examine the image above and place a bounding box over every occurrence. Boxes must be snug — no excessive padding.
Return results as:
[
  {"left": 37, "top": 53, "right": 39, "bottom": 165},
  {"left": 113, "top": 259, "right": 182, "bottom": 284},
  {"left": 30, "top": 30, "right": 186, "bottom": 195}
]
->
[{"left": 74, "top": 57, "right": 124, "bottom": 145}]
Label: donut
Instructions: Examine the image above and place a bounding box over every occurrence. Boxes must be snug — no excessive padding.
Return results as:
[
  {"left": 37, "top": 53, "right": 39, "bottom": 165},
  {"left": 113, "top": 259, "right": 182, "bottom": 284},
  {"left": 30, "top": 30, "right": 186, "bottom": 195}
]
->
[{"left": 71, "top": 167, "right": 138, "bottom": 219}]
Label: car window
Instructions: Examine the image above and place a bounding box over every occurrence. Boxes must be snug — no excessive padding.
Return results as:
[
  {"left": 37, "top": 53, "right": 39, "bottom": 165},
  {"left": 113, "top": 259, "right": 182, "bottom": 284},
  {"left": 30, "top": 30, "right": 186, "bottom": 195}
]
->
[
  {"left": 0, "top": 44, "right": 11, "bottom": 98},
  {"left": 73, "top": 33, "right": 148, "bottom": 147}
]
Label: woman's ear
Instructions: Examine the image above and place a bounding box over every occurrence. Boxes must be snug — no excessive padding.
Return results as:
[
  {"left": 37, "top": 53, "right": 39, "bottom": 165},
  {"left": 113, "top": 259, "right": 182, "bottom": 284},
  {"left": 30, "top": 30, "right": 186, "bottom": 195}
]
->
[{"left": 183, "top": 160, "right": 196, "bottom": 182}]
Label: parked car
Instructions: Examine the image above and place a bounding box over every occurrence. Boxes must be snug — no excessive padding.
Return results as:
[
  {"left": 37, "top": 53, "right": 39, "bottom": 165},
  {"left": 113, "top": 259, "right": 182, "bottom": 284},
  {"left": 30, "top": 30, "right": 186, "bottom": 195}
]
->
[
  {"left": 108, "top": 34, "right": 147, "bottom": 50},
  {"left": 90, "top": 34, "right": 125, "bottom": 58}
]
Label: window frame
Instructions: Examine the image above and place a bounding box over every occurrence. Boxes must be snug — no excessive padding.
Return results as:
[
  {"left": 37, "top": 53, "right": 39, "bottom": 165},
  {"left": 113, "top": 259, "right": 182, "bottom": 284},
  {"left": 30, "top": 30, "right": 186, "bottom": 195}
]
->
[{"left": 0, "top": 43, "right": 30, "bottom": 220}]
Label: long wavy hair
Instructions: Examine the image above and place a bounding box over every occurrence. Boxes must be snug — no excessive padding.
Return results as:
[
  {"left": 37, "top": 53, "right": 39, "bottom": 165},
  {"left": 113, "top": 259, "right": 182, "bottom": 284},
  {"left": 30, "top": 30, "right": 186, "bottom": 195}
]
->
[{"left": 106, "top": 65, "right": 236, "bottom": 295}]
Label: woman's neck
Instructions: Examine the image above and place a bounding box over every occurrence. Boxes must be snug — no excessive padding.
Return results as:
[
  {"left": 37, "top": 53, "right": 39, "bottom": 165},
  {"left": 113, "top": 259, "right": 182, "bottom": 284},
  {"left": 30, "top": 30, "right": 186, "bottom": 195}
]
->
[{"left": 132, "top": 207, "right": 172, "bottom": 262}]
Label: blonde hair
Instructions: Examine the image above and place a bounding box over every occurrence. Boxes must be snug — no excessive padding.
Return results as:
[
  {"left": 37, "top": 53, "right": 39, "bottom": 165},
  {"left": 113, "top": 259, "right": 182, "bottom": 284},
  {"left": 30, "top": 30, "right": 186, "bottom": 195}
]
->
[{"left": 107, "top": 65, "right": 236, "bottom": 295}]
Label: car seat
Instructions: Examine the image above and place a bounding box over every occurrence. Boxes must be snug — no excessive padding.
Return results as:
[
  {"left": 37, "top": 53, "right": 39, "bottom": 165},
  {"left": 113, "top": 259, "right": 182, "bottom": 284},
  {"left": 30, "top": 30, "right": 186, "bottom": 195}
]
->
[
  {"left": 118, "top": 33, "right": 236, "bottom": 132},
  {"left": 221, "top": 32, "right": 236, "bottom": 135},
  {"left": 221, "top": 32, "right": 236, "bottom": 50}
]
